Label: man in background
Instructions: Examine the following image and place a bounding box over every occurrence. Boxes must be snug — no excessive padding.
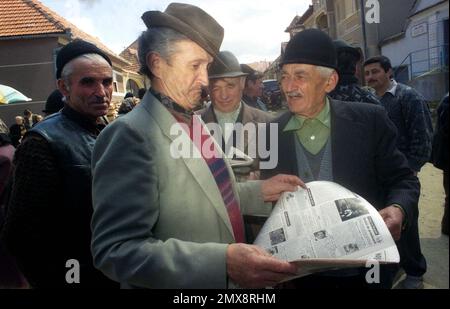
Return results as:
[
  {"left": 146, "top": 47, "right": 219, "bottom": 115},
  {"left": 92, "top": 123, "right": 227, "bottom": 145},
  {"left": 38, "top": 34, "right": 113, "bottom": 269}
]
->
[{"left": 364, "top": 55, "right": 432, "bottom": 289}]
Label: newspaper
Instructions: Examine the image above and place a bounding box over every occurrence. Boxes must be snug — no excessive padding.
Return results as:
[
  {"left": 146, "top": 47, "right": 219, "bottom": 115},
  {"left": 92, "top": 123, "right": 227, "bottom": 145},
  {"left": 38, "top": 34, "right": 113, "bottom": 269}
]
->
[{"left": 254, "top": 181, "right": 400, "bottom": 278}]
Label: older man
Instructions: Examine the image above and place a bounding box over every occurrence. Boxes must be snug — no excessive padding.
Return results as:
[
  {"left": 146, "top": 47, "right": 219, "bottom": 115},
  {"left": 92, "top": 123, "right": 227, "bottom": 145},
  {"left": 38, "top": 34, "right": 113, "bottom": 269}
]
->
[
  {"left": 261, "top": 29, "right": 420, "bottom": 289},
  {"left": 1, "top": 39, "right": 118, "bottom": 288},
  {"left": 91, "top": 3, "right": 301, "bottom": 289},
  {"left": 199, "top": 51, "right": 272, "bottom": 180}
]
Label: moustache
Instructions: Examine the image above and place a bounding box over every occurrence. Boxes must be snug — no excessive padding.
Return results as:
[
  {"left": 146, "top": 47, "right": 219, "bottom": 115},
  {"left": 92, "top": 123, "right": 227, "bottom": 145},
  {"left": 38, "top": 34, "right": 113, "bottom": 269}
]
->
[
  {"left": 286, "top": 91, "right": 303, "bottom": 98},
  {"left": 91, "top": 97, "right": 109, "bottom": 104}
]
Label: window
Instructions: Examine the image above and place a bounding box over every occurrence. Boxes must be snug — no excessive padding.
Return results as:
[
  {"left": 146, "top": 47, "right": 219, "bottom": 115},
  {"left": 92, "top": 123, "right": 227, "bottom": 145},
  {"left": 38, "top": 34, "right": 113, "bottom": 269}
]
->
[
  {"left": 126, "top": 79, "right": 140, "bottom": 96},
  {"left": 113, "top": 71, "right": 124, "bottom": 94}
]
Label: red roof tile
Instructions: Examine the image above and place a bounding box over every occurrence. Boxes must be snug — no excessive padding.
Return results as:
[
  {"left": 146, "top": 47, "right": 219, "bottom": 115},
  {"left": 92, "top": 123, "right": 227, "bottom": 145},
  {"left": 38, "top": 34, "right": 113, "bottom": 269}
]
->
[
  {"left": 0, "top": 0, "right": 129, "bottom": 65},
  {"left": 119, "top": 40, "right": 141, "bottom": 72}
]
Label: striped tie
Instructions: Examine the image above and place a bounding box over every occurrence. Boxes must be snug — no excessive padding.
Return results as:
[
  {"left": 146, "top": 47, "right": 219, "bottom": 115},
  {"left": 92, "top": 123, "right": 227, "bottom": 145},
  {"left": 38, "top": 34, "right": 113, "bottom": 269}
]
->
[{"left": 179, "top": 117, "right": 246, "bottom": 243}]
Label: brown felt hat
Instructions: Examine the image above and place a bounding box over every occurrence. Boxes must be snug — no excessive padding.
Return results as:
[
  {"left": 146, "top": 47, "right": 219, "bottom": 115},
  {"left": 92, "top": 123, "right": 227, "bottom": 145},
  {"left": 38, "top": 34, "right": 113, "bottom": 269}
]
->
[{"left": 142, "top": 3, "right": 224, "bottom": 58}]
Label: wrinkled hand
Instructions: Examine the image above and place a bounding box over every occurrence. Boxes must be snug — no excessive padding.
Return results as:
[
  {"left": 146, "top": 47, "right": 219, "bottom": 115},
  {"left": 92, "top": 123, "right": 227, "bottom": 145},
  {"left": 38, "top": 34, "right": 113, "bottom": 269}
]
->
[
  {"left": 261, "top": 174, "right": 305, "bottom": 202},
  {"left": 226, "top": 243, "right": 298, "bottom": 288},
  {"left": 379, "top": 206, "right": 404, "bottom": 241}
]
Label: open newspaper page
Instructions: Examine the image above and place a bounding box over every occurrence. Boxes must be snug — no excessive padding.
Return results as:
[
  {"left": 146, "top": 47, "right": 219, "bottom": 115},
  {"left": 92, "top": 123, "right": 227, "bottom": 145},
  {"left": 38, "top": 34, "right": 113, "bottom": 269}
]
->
[{"left": 254, "top": 181, "right": 400, "bottom": 278}]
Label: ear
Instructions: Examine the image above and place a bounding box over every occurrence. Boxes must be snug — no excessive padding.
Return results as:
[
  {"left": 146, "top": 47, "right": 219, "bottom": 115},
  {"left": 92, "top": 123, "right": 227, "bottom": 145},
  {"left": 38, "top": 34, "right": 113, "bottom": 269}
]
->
[
  {"left": 57, "top": 79, "right": 70, "bottom": 97},
  {"left": 147, "top": 52, "right": 164, "bottom": 79},
  {"left": 325, "top": 70, "right": 339, "bottom": 93}
]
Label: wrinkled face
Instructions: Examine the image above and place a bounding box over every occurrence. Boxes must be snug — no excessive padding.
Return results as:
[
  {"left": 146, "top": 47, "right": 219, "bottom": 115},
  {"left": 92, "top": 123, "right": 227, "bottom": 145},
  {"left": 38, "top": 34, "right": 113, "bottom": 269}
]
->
[
  {"left": 209, "top": 77, "right": 245, "bottom": 113},
  {"left": 364, "top": 62, "right": 391, "bottom": 92},
  {"left": 246, "top": 78, "right": 264, "bottom": 98},
  {"left": 154, "top": 40, "right": 213, "bottom": 110},
  {"left": 280, "top": 63, "right": 337, "bottom": 117},
  {"left": 58, "top": 57, "right": 113, "bottom": 121}
]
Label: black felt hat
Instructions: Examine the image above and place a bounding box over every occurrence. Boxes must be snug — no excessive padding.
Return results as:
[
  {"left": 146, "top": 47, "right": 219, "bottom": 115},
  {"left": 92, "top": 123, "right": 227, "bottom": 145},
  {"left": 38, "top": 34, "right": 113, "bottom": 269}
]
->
[
  {"left": 56, "top": 39, "right": 112, "bottom": 79},
  {"left": 43, "top": 89, "right": 64, "bottom": 114},
  {"left": 280, "top": 28, "right": 337, "bottom": 70},
  {"left": 333, "top": 40, "right": 361, "bottom": 61}
]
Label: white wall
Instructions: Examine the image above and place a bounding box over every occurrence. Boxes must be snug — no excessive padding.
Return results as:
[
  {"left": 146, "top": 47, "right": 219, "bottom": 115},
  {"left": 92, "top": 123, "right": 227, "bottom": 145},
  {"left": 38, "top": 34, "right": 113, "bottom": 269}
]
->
[{"left": 381, "top": 1, "right": 448, "bottom": 69}]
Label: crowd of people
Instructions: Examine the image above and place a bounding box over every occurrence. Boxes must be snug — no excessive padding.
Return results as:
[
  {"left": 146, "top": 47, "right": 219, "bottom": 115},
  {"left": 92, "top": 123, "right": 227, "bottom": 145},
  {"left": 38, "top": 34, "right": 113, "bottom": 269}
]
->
[{"left": 0, "top": 2, "right": 448, "bottom": 289}]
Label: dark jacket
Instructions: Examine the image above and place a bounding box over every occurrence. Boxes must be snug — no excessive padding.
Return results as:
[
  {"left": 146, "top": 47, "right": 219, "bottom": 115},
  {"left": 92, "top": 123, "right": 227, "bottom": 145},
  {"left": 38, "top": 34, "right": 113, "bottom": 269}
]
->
[
  {"left": 1, "top": 107, "right": 117, "bottom": 288},
  {"left": 329, "top": 74, "right": 381, "bottom": 105},
  {"left": 261, "top": 99, "right": 420, "bottom": 227},
  {"left": 8, "top": 124, "right": 25, "bottom": 148},
  {"left": 432, "top": 94, "right": 449, "bottom": 171},
  {"left": 380, "top": 82, "right": 433, "bottom": 172}
]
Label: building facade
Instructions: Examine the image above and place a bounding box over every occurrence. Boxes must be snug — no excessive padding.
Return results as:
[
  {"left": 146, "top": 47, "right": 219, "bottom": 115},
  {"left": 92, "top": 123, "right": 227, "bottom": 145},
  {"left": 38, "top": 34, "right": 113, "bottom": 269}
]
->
[
  {"left": 381, "top": 0, "right": 449, "bottom": 101},
  {"left": 0, "top": 0, "right": 143, "bottom": 125}
]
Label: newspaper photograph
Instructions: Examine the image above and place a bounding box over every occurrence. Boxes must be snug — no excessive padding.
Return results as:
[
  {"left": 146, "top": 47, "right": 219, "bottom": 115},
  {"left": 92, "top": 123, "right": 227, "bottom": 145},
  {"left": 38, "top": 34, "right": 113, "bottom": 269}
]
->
[{"left": 254, "top": 181, "right": 400, "bottom": 278}]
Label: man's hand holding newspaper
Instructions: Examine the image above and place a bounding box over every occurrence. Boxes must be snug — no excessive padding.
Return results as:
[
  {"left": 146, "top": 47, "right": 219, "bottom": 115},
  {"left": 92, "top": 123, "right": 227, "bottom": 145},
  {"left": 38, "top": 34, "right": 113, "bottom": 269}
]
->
[{"left": 254, "top": 181, "right": 400, "bottom": 281}]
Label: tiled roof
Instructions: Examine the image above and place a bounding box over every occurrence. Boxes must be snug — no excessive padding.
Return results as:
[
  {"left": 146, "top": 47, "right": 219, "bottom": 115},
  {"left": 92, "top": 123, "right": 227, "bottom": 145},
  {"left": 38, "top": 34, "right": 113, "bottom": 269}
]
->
[
  {"left": 119, "top": 40, "right": 141, "bottom": 73},
  {"left": 0, "top": 0, "right": 65, "bottom": 37},
  {"left": 0, "top": 0, "right": 128, "bottom": 65}
]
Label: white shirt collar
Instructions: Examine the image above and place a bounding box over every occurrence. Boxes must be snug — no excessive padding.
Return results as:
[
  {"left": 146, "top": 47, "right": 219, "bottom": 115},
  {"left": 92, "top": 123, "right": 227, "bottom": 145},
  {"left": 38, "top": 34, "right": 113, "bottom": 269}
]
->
[{"left": 387, "top": 79, "right": 398, "bottom": 96}]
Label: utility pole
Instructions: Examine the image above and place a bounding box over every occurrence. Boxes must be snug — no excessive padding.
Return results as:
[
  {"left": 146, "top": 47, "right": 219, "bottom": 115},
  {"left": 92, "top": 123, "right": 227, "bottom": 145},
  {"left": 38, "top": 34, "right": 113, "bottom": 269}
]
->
[{"left": 359, "top": 0, "right": 369, "bottom": 58}]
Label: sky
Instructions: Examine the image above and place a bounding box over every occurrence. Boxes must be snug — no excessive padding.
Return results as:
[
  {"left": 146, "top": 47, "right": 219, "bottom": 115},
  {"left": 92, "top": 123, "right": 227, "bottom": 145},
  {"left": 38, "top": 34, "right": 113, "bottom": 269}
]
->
[{"left": 39, "top": 0, "right": 310, "bottom": 63}]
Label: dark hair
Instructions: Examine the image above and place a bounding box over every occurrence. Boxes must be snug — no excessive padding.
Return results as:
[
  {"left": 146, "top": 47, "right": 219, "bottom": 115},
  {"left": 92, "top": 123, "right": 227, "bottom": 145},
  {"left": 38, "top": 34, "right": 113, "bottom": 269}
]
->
[
  {"left": 0, "top": 133, "right": 11, "bottom": 146},
  {"left": 336, "top": 50, "right": 360, "bottom": 76},
  {"left": 23, "top": 109, "right": 32, "bottom": 117},
  {"left": 124, "top": 92, "right": 134, "bottom": 99},
  {"left": 43, "top": 89, "right": 64, "bottom": 115},
  {"left": 138, "top": 88, "right": 146, "bottom": 99},
  {"left": 240, "top": 64, "right": 263, "bottom": 87},
  {"left": 363, "top": 56, "right": 392, "bottom": 72},
  {"left": 118, "top": 97, "right": 139, "bottom": 115}
]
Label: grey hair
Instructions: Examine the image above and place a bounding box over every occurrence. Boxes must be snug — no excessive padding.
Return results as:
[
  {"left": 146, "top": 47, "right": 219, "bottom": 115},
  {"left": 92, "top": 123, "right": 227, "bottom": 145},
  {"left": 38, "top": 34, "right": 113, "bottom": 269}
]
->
[
  {"left": 60, "top": 53, "right": 111, "bottom": 89},
  {"left": 315, "top": 66, "right": 335, "bottom": 79},
  {"left": 138, "top": 27, "right": 190, "bottom": 79}
]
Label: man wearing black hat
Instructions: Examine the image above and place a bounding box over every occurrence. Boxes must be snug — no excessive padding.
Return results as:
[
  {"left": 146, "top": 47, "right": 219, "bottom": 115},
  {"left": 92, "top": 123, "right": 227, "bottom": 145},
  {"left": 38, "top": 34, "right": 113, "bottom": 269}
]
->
[
  {"left": 91, "top": 3, "right": 301, "bottom": 289},
  {"left": 261, "top": 28, "right": 420, "bottom": 288},
  {"left": 329, "top": 40, "right": 380, "bottom": 105},
  {"left": 2, "top": 39, "right": 118, "bottom": 288}
]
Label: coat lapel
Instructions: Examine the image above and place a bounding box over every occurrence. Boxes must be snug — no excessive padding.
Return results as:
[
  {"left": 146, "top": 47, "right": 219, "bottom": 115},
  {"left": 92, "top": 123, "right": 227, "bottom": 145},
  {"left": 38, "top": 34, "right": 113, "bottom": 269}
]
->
[
  {"left": 330, "top": 100, "right": 366, "bottom": 183},
  {"left": 277, "top": 112, "right": 298, "bottom": 175},
  {"left": 141, "top": 93, "right": 235, "bottom": 238}
]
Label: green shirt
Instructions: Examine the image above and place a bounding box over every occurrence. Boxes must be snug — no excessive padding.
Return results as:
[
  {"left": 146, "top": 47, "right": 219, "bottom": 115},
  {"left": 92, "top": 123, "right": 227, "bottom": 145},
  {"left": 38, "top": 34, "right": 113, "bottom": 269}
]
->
[{"left": 284, "top": 98, "right": 331, "bottom": 155}]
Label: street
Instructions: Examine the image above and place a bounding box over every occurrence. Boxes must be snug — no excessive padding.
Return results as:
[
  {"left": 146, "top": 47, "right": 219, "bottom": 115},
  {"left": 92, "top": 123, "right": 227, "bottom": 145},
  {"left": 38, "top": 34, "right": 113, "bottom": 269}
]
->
[{"left": 394, "top": 163, "right": 449, "bottom": 289}]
